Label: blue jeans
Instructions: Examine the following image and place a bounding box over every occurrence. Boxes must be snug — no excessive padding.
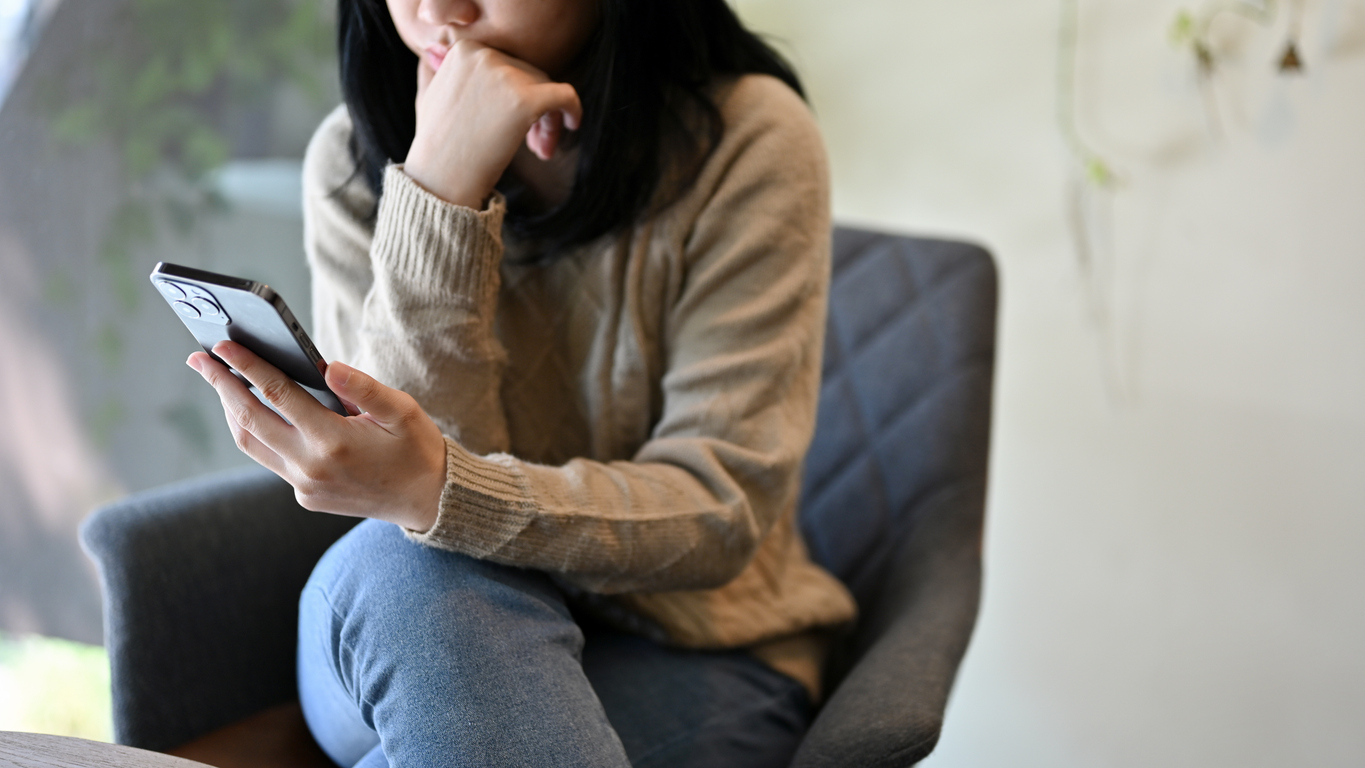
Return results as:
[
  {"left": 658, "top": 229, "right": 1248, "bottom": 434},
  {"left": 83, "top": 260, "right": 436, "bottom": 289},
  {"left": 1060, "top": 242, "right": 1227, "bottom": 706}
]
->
[{"left": 297, "top": 519, "right": 813, "bottom": 768}]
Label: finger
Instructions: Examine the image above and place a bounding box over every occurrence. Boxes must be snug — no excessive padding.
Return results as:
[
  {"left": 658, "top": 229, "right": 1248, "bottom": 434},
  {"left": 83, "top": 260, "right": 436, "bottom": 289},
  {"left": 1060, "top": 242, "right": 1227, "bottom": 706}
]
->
[
  {"left": 525, "top": 111, "right": 563, "bottom": 160},
  {"left": 324, "top": 362, "right": 418, "bottom": 429},
  {"left": 188, "top": 351, "right": 299, "bottom": 455},
  {"left": 494, "top": 48, "right": 550, "bottom": 78},
  {"left": 212, "top": 341, "right": 334, "bottom": 435},
  {"left": 318, "top": 362, "right": 362, "bottom": 417},
  {"left": 215, "top": 394, "right": 289, "bottom": 477},
  {"left": 529, "top": 82, "right": 582, "bottom": 131},
  {"left": 561, "top": 106, "right": 580, "bottom": 132},
  {"left": 470, "top": 47, "right": 578, "bottom": 124}
]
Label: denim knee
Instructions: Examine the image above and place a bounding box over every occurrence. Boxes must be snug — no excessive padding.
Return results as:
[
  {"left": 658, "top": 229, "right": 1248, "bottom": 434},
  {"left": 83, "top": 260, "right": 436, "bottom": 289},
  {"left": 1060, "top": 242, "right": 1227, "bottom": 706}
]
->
[
  {"left": 300, "top": 518, "right": 583, "bottom": 672},
  {"left": 297, "top": 519, "right": 627, "bottom": 768}
]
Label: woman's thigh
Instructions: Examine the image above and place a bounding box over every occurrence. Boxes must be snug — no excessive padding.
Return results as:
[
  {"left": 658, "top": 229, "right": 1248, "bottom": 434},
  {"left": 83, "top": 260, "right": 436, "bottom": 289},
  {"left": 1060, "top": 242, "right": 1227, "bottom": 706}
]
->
[
  {"left": 297, "top": 518, "right": 629, "bottom": 768},
  {"left": 581, "top": 625, "right": 813, "bottom": 768},
  {"left": 297, "top": 519, "right": 813, "bottom": 768}
]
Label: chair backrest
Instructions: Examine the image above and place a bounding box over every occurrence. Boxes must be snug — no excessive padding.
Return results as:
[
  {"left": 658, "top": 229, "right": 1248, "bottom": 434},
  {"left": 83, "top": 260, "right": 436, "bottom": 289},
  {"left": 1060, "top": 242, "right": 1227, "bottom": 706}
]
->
[{"left": 799, "top": 227, "right": 997, "bottom": 612}]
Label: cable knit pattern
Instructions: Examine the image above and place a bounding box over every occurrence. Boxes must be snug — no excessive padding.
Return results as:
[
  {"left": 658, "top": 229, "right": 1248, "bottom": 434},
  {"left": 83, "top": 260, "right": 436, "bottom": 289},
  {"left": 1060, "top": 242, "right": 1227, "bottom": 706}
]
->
[{"left": 302, "top": 75, "right": 857, "bottom": 699}]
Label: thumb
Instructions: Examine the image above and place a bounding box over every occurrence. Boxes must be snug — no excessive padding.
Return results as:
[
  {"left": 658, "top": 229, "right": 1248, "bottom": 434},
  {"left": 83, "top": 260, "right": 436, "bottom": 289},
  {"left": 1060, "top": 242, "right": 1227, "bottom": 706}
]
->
[{"left": 325, "top": 362, "right": 410, "bottom": 424}]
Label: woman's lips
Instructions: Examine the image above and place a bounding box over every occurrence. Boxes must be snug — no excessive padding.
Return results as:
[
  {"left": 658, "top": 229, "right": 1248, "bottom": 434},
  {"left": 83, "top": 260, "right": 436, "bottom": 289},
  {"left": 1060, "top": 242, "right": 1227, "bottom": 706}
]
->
[{"left": 424, "top": 46, "right": 447, "bottom": 70}]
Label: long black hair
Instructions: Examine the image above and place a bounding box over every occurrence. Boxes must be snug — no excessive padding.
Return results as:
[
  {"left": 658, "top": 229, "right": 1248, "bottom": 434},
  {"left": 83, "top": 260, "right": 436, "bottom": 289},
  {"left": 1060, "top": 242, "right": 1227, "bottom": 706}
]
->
[{"left": 336, "top": 0, "right": 804, "bottom": 253}]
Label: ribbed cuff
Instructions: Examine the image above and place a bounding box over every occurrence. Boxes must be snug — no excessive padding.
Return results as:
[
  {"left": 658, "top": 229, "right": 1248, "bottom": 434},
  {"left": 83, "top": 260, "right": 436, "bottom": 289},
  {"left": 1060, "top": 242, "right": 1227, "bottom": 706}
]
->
[
  {"left": 403, "top": 437, "right": 538, "bottom": 558},
  {"left": 372, "top": 165, "right": 506, "bottom": 307}
]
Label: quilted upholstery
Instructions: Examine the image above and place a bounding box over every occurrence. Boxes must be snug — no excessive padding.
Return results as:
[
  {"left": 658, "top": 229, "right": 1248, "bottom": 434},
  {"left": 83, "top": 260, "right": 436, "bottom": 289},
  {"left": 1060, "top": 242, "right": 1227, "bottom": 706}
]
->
[{"left": 801, "top": 228, "right": 995, "bottom": 606}]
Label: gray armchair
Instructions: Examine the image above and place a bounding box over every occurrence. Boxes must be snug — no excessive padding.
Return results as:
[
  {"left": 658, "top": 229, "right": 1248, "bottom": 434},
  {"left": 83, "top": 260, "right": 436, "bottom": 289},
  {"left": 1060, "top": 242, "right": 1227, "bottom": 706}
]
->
[{"left": 82, "top": 227, "right": 997, "bottom": 767}]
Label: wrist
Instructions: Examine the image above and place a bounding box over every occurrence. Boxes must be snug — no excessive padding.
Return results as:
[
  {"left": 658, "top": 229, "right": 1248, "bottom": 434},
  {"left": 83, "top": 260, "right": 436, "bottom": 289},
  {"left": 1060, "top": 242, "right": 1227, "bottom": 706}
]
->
[
  {"left": 403, "top": 435, "right": 448, "bottom": 534},
  {"left": 401, "top": 157, "right": 494, "bottom": 211}
]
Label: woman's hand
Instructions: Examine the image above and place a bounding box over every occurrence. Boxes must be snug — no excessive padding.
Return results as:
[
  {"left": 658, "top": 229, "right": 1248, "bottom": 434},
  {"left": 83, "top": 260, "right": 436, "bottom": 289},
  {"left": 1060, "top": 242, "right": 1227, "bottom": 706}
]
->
[
  {"left": 404, "top": 39, "right": 582, "bottom": 209},
  {"left": 188, "top": 342, "right": 447, "bottom": 533}
]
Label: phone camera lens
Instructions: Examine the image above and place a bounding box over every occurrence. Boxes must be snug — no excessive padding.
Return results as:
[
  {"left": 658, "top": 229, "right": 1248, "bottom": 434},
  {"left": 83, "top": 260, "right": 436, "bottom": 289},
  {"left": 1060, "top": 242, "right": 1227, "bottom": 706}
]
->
[
  {"left": 173, "top": 300, "right": 201, "bottom": 319},
  {"left": 191, "top": 297, "right": 222, "bottom": 317},
  {"left": 156, "top": 281, "right": 187, "bottom": 300},
  {"left": 189, "top": 296, "right": 230, "bottom": 326}
]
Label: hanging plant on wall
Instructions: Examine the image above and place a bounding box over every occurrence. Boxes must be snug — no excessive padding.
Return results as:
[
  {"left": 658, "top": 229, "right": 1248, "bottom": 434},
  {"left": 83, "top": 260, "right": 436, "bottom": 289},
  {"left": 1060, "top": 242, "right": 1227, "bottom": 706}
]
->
[
  {"left": 1168, "top": 0, "right": 1307, "bottom": 134},
  {"left": 1056, "top": 0, "right": 1317, "bottom": 403}
]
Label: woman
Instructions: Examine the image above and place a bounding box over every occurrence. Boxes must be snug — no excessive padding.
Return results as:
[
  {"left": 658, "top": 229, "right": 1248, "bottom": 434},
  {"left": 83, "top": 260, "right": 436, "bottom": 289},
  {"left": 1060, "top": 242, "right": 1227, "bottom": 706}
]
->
[{"left": 188, "top": 0, "right": 856, "bottom": 765}]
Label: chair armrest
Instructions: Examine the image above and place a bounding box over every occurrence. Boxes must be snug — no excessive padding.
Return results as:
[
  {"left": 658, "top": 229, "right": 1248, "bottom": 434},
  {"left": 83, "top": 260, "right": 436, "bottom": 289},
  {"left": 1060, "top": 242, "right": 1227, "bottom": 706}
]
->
[
  {"left": 793, "top": 478, "right": 985, "bottom": 768},
  {"left": 80, "top": 465, "right": 360, "bottom": 751}
]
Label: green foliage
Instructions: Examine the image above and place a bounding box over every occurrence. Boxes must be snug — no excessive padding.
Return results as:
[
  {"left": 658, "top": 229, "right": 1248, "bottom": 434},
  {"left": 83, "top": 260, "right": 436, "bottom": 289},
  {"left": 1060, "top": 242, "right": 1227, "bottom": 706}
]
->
[
  {"left": 1169, "top": 10, "right": 1198, "bottom": 46},
  {"left": 1168, "top": 1, "right": 1279, "bottom": 77},
  {"left": 1058, "top": 0, "right": 1119, "bottom": 189},
  {"left": 36, "top": 0, "right": 333, "bottom": 445},
  {"left": 1084, "top": 156, "right": 1115, "bottom": 188},
  {"left": 47, "top": 0, "right": 332, "bottom": 185},
  {"left": 41, "top": 0, "right": 333, "bottom": 307},
  {"left": 48, "top": 103, "right": 101, "bottom": 145},
  {"left": 99, "top": 199, "right": 154, "bottom": 313}
]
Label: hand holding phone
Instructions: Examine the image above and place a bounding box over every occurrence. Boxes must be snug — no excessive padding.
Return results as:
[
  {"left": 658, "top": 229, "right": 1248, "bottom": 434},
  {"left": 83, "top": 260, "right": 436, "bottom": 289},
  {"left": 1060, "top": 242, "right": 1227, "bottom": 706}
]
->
[
  {"left": 154, "top": 263, "right": 447, "bottom": 531},
  {"left": 151, "top": 262, "right": 349, "bottom": 416}
]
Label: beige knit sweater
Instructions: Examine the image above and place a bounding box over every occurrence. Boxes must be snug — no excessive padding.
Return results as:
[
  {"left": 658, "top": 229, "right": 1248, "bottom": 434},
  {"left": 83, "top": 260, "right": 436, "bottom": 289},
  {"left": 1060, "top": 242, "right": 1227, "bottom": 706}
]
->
[{"left": 302, "top": 75, "right": 857, "bottom": 697}]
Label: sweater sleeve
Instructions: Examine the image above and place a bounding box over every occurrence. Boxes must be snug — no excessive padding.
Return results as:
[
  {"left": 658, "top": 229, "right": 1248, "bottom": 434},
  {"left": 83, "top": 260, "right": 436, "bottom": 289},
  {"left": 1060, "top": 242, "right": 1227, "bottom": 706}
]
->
[
  {"left": 356, "top": 168, "right": 511, "bottom": 456},
  {"left": 407, "top": 78, "right": 832, "bottom": 595},
  {"left": 303, "top": 106, "right": 513, "bottom": 456}
]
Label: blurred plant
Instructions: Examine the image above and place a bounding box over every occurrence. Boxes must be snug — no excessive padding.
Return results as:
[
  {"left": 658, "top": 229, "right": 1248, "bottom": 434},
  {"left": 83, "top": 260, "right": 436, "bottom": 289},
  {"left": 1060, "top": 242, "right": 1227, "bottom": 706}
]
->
[
  {"left": 1058, "top": 0, "right": 1317, "bottom": 404},
  {"left": 35, "top": 0, "right": 333, "bottom": 448},
  {"left": 45, "top": 0, "right": 332, "bottom": 180},
  {"left": 1058, "top": 0, "right": 1117, "bottom": 190},
  {"left": 1057, "top": 0, "right": 1126, "bottom": 401},
  {"left": 1169, "top": 0, "right": 1279, "bottom": 77},
  {"left": 1168, "top": 0, "right": 1307, "bottom": 134}
]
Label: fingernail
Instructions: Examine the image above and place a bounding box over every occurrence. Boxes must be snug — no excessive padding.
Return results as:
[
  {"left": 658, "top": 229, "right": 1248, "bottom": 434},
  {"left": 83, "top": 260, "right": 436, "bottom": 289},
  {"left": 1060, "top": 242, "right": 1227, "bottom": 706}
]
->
[{"left": 186, "top": 355, "right": 201, "bottom": 373}]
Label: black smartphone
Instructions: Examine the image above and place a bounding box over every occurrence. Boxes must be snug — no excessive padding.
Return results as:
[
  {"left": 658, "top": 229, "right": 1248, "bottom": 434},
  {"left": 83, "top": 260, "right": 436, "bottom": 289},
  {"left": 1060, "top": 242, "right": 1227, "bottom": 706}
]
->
[{"left": 150, "top": 262, "right": 348, "bottom": 416}]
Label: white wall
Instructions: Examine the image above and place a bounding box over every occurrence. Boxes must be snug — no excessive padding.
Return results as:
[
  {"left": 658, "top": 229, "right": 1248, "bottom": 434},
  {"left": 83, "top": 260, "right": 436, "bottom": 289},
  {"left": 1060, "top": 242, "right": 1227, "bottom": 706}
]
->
[{"left": 732, "top": 0, "right": 1365, "bottom": 765}]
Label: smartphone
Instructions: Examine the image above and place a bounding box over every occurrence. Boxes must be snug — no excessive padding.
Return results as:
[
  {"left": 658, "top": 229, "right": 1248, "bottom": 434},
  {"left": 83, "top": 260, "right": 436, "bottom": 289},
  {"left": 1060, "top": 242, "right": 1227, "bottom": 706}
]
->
[{"left": 150, "top": 262, "right": 348, "bottom": 416}]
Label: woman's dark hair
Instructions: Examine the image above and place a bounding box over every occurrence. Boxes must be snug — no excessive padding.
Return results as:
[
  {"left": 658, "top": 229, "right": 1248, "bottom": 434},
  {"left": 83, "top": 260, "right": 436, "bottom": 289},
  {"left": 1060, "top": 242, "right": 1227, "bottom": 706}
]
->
[{"left": 336, "top": 0, "right": 804, "bottom": 253}]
